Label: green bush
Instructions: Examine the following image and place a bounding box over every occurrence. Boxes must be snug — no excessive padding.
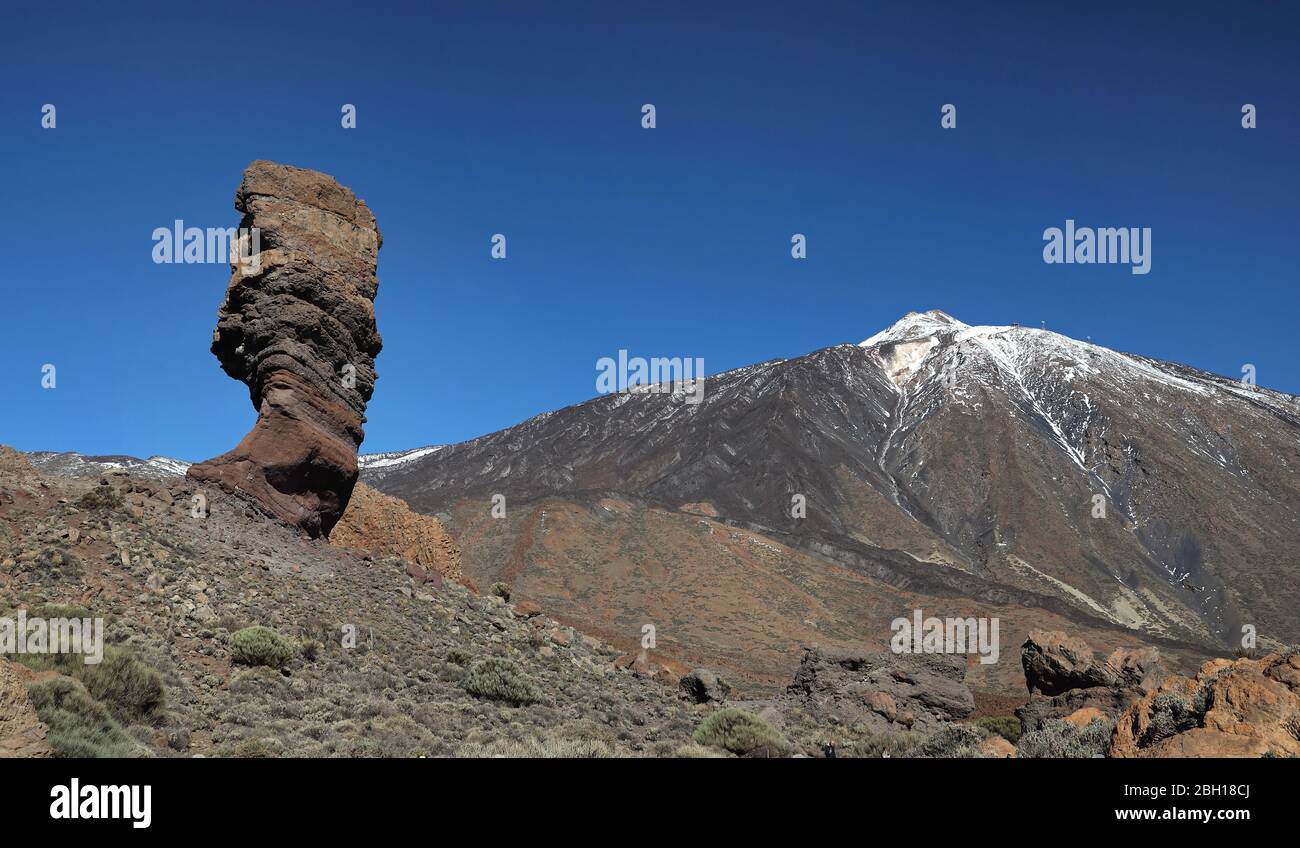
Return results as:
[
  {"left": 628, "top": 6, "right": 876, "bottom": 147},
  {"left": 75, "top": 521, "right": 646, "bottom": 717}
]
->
[
  {"left": 693, "top": 708, "right": 791, "bottom": 758},
  {"left": 77, "top": 647, "right": 165, "bottom": 723},
  {"left": 27, "top": 676, "right": 151, "bottom": 758},
  {"left": 845, "top": 729, "right": 922, "bottom": 758},
  {"left": 299, "top": 638, "right": 321, "bottom": 662},
  {"left": 75, "top": 487, "right": 122, "bottom": 511},
  {"left": 12, "top": 645, "right": 163, "bottom": 724},
  {"left": 488, "top": 582, "right": 511, "bottom": 602},
  {"left": 1017, "top": 717, "right": 1114, "bottom": 758},
  {"left": 918, "top": 724, "right": 987, "bottom": 758},
  {"left": 974, "top": 715, "right": 1022, "bottom": 745},
  {"left": 461, "top": 657, "right": 540, "bottom": 706},
  {"left": 230, "top": 626, "right": 297, "bottom": 669}
]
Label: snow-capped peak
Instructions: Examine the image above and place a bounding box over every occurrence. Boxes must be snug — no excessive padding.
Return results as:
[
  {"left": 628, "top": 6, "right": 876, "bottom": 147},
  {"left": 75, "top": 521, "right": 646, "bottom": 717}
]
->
[{"left": 860, "top": 310, "right": 969, "bottom": 348}]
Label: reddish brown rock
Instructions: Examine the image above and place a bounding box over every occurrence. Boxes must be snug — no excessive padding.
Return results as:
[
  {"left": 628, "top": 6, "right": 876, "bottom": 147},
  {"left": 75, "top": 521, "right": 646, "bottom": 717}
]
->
[
  {"left": 0, "top": 659, "right": 51, "bottom": 758},
  {"left": 512, "top": 600, "right": 543, "bottom": 618},
  {"left": 330, "top": 483, "right": 465, "bottom": 585},
  {"left": 188, "top": 161, "right": 382, "bottom": 537},
  {"left": 613, "top": 651, "right": 681, "bottom": 686},
  {"left": 1111, "top": 651, "right": 1300, "bottom": 758}
]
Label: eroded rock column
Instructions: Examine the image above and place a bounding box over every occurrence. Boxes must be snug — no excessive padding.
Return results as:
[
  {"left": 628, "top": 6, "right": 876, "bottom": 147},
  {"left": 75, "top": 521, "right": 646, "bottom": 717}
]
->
[{"left": 188, "top": 160, "right": 382, "bottom": 537}]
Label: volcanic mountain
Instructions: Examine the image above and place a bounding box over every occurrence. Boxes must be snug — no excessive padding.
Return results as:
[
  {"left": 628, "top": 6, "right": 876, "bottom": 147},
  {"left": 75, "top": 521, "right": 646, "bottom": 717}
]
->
[{"left": 366, "top": 312, "right": 1300, "bottom": 691}]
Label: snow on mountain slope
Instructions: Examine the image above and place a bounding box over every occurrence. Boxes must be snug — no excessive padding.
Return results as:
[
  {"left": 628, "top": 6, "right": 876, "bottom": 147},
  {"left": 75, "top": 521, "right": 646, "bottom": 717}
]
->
[
  {"left": 359, "top": 446, "right": 444, "bottom": 469},
  {"left": 24, "top": 451, "right": 191, "bottom": 480},
  {"left": 358, "top": 446, "right": 445, "bottom": 482}
]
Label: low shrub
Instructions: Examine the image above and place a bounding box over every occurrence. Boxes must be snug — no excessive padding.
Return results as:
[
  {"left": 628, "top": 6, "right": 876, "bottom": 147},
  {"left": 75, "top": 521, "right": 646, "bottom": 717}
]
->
[
  {"left": 27, "top": 676, "right": 150, "bottom": 758},
  {"left": 461, "top": 657, "right": 540, "bottom": 706},
  {"left": 1017, "top": 717, "right": 1114, "bottom": 758},
  {"left": 13, "top": 644, "right": 164, "bottom": 724},
  {"left": 75, "top": 487, "right": 122, "bottom": 511},
  {"left": 974, "top": 715, "right": 1022, "bottom": 745},
  {"left": 230, "top": 626, "right": 297, "bottom": 669},
  {"left": 1142, "top": 694, "right": 1200, "bottom": 746},
  {"left": 76, "top": 647, "right": 165, "bottom": 723},
  {"left": 488, "top": 582, "right": 511, "bottom": 602},
  {"left": 693, "top": 708, "right": 791, "bottom": 758},
  {"left": 918, "top": 724, "right": 987, "bottom": 758},
  {"left": 217, "top": 738, "right": 283, "bottom": 758},
  {"left": 844, "top": 729, "right": 922, "bottom": 758},
  {"left": 673, "top": 743, "right": 728, "bottom": 759},
  {"left": 299, "top": 638, "right": 321, "bottom": 662},
  {"left": 457, "top": 736, "right": 620, "bottom": 758}
]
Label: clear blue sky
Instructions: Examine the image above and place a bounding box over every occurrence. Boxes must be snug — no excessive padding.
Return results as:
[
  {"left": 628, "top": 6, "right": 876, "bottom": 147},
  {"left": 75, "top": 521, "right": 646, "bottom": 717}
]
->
[{"left": 3, "top": 1, "right": 1296, "bottom": 460}]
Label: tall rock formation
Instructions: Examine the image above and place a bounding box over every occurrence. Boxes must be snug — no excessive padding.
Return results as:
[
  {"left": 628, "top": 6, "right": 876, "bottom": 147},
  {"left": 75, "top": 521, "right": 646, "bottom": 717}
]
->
[{"left": 188, "top": 161, "right": 382, "bottom": 537}]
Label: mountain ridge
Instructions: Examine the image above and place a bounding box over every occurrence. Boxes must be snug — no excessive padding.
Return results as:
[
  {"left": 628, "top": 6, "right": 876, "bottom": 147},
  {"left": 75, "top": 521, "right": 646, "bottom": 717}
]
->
[{"left": 358, "top": 311, "right": 1300, "bottom": 689}]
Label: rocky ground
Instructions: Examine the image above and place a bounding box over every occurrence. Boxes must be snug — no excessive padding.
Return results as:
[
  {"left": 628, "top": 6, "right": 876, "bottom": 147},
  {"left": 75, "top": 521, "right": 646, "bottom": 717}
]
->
[
  {"left": 0, "top": 447, "right": 707, "bottom": 757},
  {"left": 3, "top": 447, "right": 1294, "bottom": 758}
]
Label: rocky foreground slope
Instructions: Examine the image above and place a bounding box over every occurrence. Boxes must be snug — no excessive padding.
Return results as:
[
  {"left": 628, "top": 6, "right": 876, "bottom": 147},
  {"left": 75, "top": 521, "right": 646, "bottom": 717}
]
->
[{"left": 0, "top": 448, "right": 701, "bottom": 757}]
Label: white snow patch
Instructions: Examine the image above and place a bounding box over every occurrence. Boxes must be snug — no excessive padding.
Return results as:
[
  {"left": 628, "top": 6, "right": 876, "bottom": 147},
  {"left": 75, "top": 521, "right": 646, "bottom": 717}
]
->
[{"left": 358, "top": 446, "right": 444, "bottom": 469}]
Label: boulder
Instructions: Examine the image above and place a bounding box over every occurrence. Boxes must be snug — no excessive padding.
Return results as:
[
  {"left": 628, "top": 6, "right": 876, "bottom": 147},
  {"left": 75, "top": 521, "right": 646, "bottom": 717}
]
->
[
  {"left": 188, "top": 161, "right": 383, "bottom": 538},
  {"left": 782, "top": 647, "right": 974, "bottom": 733},
  {"left": 1016, "top": 631, "right": 1166, "bottom": 732},
  {"left": 680, "top": 668, "right": 730, "bottom": 704},
  {"left": 512, "top": 601, "right": 543, "bottom": 618},
  {"left": 1021, "top": 629, "right": 1117, "bottom": 695}
]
